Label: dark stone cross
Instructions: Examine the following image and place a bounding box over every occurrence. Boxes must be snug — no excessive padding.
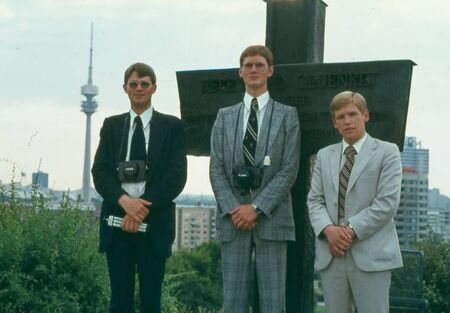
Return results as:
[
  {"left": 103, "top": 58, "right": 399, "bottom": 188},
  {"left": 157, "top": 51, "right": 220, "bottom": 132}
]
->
[{"left": 176, "top": 0, "right": 414, "bottom": 312}]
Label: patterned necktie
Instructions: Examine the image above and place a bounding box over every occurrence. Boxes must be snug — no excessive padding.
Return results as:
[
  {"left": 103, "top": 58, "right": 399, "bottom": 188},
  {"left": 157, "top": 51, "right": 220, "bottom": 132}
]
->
[
  {"left": 130, "top": 116, "right": 146, "bottom": 161},
  {"left": 243, "top": 98, "right": 259, "bottom": 166},
  {"left": 338, "top": 146, "right": 357, "bottom": 221}
]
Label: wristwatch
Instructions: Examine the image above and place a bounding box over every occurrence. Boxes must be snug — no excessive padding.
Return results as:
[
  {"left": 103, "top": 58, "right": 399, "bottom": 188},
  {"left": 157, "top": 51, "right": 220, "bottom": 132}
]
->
[
  {"left": 252, "top": 204, "right": 262, "bottom": 215},
  {"left": 348, "top": 223, "right": 357, "bottom": 238}
]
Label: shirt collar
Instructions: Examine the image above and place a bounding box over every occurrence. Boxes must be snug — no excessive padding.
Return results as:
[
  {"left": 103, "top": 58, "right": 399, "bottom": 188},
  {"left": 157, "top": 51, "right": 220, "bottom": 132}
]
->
[
  {"left": 342, "top": 132, "right": 368, "bottom": 155},
  {"left": 244, "top": 91, "right": 270, "bottom": 111},
  {"left": 129, "top": 106, "right": 153, "bottom": 129}
]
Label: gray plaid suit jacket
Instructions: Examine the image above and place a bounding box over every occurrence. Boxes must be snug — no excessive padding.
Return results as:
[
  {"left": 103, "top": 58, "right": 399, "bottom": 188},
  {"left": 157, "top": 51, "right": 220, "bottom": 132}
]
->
[
  {"left": 308, "top": 135, "right": 403, "bottom": 271},
  {"left": 210, "top": 99, "right": 300, "bottom": 242}
]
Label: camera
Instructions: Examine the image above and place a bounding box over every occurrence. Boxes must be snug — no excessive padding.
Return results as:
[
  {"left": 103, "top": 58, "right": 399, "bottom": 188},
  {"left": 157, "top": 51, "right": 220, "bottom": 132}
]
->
[
  {"left": 232, "top": 166, "right": 263, "bottom": 191},
  {"left": 118, "top": 160, "right": 147, "bottom": 183}
]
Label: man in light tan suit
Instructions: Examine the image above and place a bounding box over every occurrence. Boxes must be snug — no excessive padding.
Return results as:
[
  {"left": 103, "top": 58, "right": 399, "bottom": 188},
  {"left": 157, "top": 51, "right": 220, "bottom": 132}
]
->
[{"left": 308, "top": 91, "right": 403, "bottom": 313}]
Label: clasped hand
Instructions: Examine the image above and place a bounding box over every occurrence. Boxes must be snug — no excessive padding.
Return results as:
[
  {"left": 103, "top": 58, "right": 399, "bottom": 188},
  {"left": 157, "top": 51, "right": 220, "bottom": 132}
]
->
[
  {"left": 118, "top": 194, "right": 151, "bottom": 232},
  {"left": 231, "top": 204, "right": 258, "bottom": 230},
  {"left": 323, "top": 225, "right": 355, "bottom": 257}
]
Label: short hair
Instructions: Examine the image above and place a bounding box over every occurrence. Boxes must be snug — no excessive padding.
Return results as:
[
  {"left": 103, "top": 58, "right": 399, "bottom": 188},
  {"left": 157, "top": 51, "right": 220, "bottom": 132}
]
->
[
  {"left": 124, "top": 63, "right": 156, "bottom": 85},
  {"left": 330, "top": 91, "right": 367, "bottom": 117},
  {"left": 239, "top": 45, "right": 274, "bottom": 67}
]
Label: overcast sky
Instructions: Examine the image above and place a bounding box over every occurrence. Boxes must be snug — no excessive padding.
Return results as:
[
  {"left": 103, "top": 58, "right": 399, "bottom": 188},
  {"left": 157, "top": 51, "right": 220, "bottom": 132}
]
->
[{"left": 1, "top": 0, "right": 449, "bottom": 196}]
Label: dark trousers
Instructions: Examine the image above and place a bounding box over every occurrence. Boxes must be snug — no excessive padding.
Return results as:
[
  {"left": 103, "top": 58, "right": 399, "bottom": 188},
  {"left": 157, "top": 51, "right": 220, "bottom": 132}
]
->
[{"left": 106, "top": 231, "right": 166, "bottom": 313}]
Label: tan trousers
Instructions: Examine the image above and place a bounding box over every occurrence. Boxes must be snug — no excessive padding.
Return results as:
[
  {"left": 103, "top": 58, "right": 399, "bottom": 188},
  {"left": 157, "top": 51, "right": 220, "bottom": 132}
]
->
[{"left": 320, "top": 250, "right": 391, "bottom": 313}]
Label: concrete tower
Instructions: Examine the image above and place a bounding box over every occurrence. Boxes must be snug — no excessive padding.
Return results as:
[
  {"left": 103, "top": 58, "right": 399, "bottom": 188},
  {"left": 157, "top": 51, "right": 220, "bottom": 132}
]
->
[{"left": 80, "top": 23, "right": 98, "bottom": 203}]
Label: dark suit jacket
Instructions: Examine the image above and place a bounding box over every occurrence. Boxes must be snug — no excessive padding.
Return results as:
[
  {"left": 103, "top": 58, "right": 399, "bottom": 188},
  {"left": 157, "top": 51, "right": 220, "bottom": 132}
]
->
[{"left": 92, "top": 110, "right": 187, "bottom": 257}]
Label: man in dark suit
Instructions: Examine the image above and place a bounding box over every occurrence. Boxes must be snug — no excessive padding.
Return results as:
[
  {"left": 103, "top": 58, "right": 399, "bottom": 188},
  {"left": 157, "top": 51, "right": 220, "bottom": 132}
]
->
[
  {"left": 92, "top": 62, "right": 187, "bottom": 313},
  {"left": 209, "top": 45, "right": 300, "bottom": 313}
]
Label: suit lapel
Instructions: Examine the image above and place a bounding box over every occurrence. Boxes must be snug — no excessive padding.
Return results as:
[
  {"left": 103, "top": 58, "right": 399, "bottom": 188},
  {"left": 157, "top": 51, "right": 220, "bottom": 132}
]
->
[
  {"left": 226, "top": 103, "right": 245, "bottom": 166},
  {"left": 329, "top": 143, "right": 342, "bottom": 193},
  {"left": 347, "top": 135, "right": 377, "bottom": 192},
  {"left": 147, "top": 110, "right": 165, "bottom": 181},
  {"left": 254, "top": 99, "right": 284, "bottom": 165}
]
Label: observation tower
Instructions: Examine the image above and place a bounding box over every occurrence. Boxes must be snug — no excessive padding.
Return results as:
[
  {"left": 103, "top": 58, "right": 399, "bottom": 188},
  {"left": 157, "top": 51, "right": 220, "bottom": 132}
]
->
[{"left": 80, "top": 23, "right": 98, "bottom": 203}]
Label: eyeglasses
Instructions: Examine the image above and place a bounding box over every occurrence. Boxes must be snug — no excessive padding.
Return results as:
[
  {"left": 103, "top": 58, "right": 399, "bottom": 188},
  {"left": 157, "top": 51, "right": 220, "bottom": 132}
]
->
[
  {"left": 128, "top": 80, "right": 152, "bottom": 89},
  {"left": 242, "top": 62, "right": 267, "bottom": 70}
]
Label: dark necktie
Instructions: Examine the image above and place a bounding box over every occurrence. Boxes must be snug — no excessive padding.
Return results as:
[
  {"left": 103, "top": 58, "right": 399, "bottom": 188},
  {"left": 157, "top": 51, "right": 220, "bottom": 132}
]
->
[
  {"left": 243, "top": 98, "right": 259, "bottom": 166},
  {"left": 338, "top": 146, "right": 357, "bottom": 221},
  {"left": 130, "top": 116, "right": 146, "bottom": 161}
]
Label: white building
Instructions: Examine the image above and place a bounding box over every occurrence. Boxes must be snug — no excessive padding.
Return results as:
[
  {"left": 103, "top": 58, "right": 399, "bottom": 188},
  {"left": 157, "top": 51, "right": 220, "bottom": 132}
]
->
[{"left": 173, "top": 204, "right": 216, "bottom": 251}]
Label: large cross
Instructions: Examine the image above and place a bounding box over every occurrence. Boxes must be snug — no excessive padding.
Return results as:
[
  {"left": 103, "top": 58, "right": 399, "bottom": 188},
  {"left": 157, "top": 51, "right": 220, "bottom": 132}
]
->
[{"left": 176, "top": 1, "right": 414, "bottom": 312}]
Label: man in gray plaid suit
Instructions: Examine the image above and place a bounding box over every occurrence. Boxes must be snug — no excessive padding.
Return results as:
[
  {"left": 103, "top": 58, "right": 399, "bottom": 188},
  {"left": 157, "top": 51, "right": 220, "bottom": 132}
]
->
[{"left": 209, "top": 45, "right": 300, "bottom": 313}]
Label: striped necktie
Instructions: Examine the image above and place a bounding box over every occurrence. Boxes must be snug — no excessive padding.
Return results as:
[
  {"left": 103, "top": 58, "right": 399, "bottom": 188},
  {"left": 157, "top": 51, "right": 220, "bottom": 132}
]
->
[
  {"left": 243, "top": 98, "right": 258, "bottom": 166},
  {"left": 338, "top": 146, "right": 357, "bottom": 221}
]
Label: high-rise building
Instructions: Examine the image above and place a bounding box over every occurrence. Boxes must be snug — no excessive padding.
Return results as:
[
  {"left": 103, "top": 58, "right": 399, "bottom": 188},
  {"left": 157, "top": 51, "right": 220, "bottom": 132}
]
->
[
  {"left": 395, "top": 137, "right": 429, "bottom": 247},
  {"left": 32, "top": 171, "right": 49, "bottom": 189},
  {"left": 80, "top": 23, "right": 98, "bottom": 203},
  {"left": 428, "top": 188, "right": 450, "bottom": 241},
  {"left": 173, "top": 204, "right": 216, "bottom": 251},
  {"left": 401, "top": 137, "right": 429, "bottom": 174}
]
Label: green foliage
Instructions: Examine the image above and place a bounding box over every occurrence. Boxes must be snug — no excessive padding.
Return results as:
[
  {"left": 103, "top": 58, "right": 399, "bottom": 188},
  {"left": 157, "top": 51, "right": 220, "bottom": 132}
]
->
[
  {"left": 314, "top": 306, "right": 327, "bottom": 313},
  {"left": 0, "top": 183, "right": 224, "bottom": 312},
  {"left": 0, "top": 188, "right": 109, "bottom": 313},
  {"left": 390, "top": 250, "right": 424, "bottom": 299},
  {"left": 166, "top": 242, "right": 223, "bottom": 312},
  {"left": 414, "top": 233, "right": 450, "bottom": 313}
]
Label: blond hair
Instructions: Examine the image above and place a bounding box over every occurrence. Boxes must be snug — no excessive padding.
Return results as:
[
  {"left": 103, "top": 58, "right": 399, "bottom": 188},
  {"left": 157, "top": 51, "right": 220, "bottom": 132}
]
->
[{"left": 330, "top": 91, "right": 367, "bottom": 117}]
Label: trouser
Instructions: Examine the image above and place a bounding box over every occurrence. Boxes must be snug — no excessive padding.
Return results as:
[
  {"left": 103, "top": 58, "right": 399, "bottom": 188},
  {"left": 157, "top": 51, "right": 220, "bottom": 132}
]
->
[
  {"left": 222, "top": 231, "right": 287, "bottom": 313},
  {"left": 106, "top": 231, "right": 166, "bottom": 313},
  {"left": 320, "top": 250, "right": 391, "bottom": 313}
]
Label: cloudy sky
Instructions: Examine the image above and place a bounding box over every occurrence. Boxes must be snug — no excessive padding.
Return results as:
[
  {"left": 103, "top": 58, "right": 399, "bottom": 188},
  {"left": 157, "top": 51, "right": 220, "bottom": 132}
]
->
[{"left": 1, "top": 0, "right": 449, "bottom": 196}]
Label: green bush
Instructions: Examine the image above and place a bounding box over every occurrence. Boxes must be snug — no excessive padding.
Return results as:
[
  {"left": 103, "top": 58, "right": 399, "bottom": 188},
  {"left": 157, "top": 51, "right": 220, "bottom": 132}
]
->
[
  {"left": 166, "top": 242, "right": 223, "bottom": 312},
  {"left": 0, "top": 183, "right": 221, "bottom": 313},
  {"left": 0, "top": 186, "right": 109, "bottom": 313},
  {"left": 414, "top": 233, "right": 450, "bottom": 313}
]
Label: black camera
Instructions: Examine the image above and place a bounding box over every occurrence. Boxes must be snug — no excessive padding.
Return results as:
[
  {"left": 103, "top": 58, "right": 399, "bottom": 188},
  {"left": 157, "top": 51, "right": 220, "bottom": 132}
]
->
[
  {"left": 118, "top": 160, "right": 147, "bottom": 183},
  {"left": 232, "top": 166, "right": 263, "bottom": 191}
]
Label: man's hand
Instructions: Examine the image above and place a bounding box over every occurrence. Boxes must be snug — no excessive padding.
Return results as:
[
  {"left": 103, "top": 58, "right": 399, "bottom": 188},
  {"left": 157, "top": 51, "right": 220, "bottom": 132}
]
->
[
  {"left": 121, "top": 214, "right": 140, "bottom": 233},
  {"left": 118, "top": 194, "right": 151, "bottom": 223},
  {"left": 344, "top": 226, "right": 356, "bottom": 240},
  {"left": 231, "top": 204, "right": 258, "bottom": 230},
  {"left": 323, "top": 225, "right": 354, "bottom": 257}
]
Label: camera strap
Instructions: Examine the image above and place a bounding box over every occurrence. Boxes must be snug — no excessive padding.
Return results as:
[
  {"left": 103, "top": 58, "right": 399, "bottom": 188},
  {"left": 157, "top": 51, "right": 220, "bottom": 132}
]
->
[
  {"left": 232, "top": 99, "right": 275, "bottom": 167},
  {"left": 117, "top": 114, "right": 130, "bottom": 163},
  {"left": 265, "top": 99, "right": 275, "bottom": 158},
  {"left": 231, "top": 104, "right": 243, "bottom": 166}
]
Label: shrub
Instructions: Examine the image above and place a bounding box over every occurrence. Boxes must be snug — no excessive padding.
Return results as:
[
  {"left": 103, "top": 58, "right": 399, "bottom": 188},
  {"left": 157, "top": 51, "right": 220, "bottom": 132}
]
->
[
  {"left": 0, "top": 183, "right": 220, "bottom": 312},
  {"left": 0, "top": 185, "right": 109, "bottom": 313},
  {"left": 414, "top": 233, "right": 450, "bottom": 313},
  {"left": 165, "top": 242, "right": 223, "bottom": 312}
]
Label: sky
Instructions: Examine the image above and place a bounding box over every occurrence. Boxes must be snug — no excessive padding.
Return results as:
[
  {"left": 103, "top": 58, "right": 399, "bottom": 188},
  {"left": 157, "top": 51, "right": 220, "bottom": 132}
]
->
[{"left": 1, "top": 0, "right": 449, "bottom": 196}]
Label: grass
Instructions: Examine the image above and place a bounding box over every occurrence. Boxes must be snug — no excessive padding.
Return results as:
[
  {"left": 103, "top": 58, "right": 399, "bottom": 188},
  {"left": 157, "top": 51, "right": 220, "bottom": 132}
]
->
[{"left": 314, "top": 305, "right": 327, "bottom": 313}]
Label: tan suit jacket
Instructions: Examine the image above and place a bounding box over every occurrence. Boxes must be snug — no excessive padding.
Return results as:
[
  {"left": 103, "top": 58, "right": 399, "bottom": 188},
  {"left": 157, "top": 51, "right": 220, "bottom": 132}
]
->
[{"left": 308, "top": 134, "right": 403, "bottom": 271}]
